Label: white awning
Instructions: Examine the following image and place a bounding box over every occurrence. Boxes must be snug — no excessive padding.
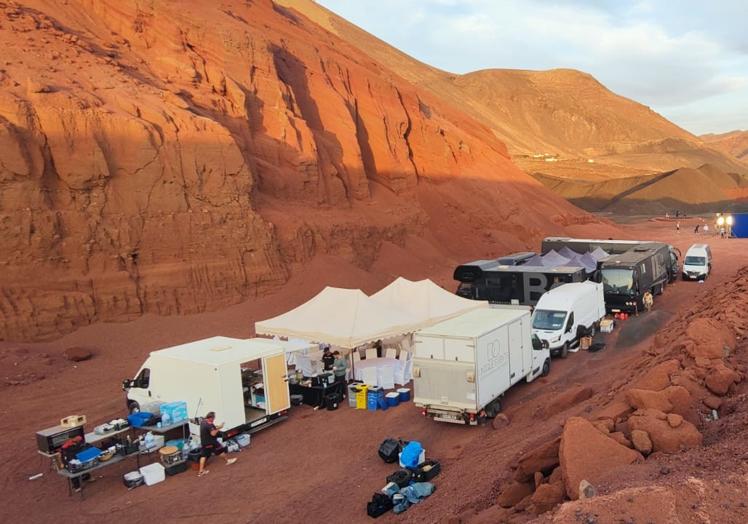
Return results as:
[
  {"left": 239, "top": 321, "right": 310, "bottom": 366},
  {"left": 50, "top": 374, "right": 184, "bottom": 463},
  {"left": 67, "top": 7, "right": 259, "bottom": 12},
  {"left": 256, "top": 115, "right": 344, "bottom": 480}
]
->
[{"left": 254, "top": 286, "right": 419, "bottom": 349}]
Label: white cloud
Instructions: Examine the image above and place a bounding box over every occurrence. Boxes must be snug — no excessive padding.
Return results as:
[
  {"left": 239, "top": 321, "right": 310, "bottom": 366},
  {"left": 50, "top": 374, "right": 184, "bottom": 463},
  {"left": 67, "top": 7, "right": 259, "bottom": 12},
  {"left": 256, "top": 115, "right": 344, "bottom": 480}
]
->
[{"left": 318, "top": 0, "right": 748, "bottom": 133}]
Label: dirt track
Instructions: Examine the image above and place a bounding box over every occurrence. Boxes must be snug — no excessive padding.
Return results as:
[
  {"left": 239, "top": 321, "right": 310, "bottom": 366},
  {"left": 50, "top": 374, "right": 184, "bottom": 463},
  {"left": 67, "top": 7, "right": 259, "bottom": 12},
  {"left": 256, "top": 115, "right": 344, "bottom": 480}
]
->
[{"left": 1, "top": 218, "right": 746, "bottom": 523}]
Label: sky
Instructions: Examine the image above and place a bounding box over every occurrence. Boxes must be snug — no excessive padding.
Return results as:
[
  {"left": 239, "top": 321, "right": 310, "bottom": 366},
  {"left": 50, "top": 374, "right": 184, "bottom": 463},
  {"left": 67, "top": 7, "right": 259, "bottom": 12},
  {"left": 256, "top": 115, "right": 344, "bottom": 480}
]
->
[{"left": 317, "top": 0, "right": 748, "bottom": 135}]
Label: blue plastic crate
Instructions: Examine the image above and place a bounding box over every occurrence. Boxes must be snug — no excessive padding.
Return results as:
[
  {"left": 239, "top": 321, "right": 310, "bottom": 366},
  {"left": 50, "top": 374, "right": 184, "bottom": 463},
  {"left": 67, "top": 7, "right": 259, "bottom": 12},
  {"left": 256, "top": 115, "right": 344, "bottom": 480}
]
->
[{"left": 76, "top": 447, "right": 102, "bottom": 463}]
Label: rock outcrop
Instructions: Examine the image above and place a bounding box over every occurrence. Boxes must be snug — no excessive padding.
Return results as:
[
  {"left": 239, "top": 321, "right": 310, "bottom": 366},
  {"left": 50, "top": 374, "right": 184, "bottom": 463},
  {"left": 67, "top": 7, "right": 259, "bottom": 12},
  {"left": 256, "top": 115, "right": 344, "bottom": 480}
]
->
[
  {"left": 0, "top": 0, "right": 597, "bottom": 341},
  {"left": 559, "top": 417, "right": 642, "bottom": 500}
]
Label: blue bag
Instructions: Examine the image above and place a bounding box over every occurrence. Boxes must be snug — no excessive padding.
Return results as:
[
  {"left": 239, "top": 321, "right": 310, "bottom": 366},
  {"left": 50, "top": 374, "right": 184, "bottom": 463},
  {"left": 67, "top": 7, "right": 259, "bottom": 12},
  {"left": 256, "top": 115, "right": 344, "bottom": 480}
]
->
[{"left": 399, "top": 441, "right": 423, "bottom": 469}]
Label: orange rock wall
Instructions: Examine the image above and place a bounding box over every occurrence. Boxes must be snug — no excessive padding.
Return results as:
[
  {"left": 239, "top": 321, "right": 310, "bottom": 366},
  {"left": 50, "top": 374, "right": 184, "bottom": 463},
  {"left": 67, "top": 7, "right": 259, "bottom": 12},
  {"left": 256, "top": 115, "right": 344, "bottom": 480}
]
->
[{"left": 0, "top": 0, "right": 591, "bottom": 340}]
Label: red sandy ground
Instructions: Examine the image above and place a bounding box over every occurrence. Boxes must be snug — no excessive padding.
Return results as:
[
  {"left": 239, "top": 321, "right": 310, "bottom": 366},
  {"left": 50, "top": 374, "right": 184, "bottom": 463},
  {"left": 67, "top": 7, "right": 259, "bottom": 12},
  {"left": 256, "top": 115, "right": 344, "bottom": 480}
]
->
[{"left": 1, "top": 217, "right": 746, "bottom": 523}]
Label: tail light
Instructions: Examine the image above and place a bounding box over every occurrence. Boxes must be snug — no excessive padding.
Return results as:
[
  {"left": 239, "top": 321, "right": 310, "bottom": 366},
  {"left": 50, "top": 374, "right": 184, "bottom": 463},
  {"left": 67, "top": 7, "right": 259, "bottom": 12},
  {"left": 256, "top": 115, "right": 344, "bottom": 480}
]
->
[
  {"left": 421, "top": 409, "right": 427, "bottom": 417},
  {"left": 469, "top": 413, "right": 476, "bottom": 422}
]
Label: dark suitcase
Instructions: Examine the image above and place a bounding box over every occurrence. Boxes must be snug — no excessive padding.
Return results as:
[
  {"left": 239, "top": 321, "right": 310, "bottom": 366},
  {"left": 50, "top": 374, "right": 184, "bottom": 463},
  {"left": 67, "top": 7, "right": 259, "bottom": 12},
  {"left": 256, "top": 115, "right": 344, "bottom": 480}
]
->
[
  {"left": 386, "top": 469, "right": 413, "bottom": 488},
  {"left": 366, "top": 492, "right": 393, "bottom": 518},
  {"left": 413, "top": 459, "right": 441, "bottom": 482},
  {"left": 165, "top": 461, "right": 189, "bottom": 476},
  {"left": 325, "top": 392, "right": 340, "bottom": 410},
  {"left": 378, "top": 438, "right": 403, "bottom": 464}
]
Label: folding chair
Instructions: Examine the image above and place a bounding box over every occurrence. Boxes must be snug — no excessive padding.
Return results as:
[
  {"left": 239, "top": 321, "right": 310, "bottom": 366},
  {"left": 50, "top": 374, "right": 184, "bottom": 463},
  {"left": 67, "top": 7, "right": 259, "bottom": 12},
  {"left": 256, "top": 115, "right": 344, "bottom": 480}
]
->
[
  {"left": 385, "top": 347, "right": 398, "bottom": 359},
  {"left": 361, "top": 366, "right": 378, "bottom": 387},
  {"left": 397, "top": 350, "right": 410, "bottom": 361},
  {"left": 352, "top": 351, "right": 361, "bottom": 362},
  {"left": 380, "top": 366, "right": 395, "bottom": 390},
  {"left": 365, "top": 347, "right": 378, "bottom": 360}
]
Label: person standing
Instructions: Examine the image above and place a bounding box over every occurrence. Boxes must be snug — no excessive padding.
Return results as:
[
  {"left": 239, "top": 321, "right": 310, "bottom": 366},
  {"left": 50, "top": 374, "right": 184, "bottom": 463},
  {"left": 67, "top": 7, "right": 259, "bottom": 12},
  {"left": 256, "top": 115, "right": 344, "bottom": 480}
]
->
[
  {"left": 321, "top": 345, "right": 334, "bottom": 371},
  {"left": 694, "top": 224, "right": 700, "bottom": 233},
  {"left": 332, "top": 351, "right": 348, "bottom": 382},
  {"left": 198, "top": 412, "right": 237, "bottom": 477},
  {"left": 676, "top": 222, "right": 680, "bottom": 233}
]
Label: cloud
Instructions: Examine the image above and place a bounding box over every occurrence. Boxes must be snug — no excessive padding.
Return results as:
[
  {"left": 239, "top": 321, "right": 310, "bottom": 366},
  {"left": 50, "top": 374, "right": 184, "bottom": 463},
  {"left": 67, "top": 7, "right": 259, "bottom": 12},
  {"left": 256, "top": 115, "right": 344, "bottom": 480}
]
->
[{"left": 318, "top": 0, "right": 748, "bottom": 133}]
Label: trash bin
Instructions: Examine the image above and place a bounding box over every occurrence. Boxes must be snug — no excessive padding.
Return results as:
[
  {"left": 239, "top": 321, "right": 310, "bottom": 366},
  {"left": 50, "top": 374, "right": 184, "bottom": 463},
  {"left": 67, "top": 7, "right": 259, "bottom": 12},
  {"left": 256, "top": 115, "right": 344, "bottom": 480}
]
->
[
  {"left": 356, "top": 385, "right": 368, "bottom": 410},
  {"left": 348, "top": 384, "right": 359, "bottom": 408}
]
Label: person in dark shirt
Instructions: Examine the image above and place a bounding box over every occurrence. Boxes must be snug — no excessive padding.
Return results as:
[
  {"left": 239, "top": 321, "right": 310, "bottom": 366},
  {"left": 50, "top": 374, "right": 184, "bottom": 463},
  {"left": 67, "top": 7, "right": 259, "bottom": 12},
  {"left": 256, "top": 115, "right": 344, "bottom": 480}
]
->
[
  {"left": 198, "top": 411, "right": 237, "bottom": 477},
  {"left": 321, "top": 346, "right": 334, "bottom": 371}
]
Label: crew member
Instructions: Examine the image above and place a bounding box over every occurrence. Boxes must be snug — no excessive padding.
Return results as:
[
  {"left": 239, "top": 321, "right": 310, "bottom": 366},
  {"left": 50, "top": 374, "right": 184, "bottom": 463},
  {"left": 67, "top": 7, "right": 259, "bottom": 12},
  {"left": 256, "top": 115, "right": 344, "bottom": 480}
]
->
[
  {"left": 332, "top": 351, "right": 349, "bottom": 391},
  {"left": 321, "top": 345, "right": 334, "bottom": 371},
  {"left": 198, "top": 411, "right": 237, "bottom": 477}
]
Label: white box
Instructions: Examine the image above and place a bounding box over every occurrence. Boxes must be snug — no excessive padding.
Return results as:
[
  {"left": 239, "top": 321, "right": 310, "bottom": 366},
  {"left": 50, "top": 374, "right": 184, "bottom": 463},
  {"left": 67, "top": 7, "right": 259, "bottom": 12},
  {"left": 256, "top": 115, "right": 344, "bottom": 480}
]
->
[{"left": 139, "top": 463, "right": 165, "bottom": 486}]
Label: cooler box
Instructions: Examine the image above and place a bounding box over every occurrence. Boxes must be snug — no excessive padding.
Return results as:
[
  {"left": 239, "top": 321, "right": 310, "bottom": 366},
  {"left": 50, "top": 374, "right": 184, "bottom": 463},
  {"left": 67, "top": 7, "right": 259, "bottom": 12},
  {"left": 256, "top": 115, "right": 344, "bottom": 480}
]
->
[
  {"left": 399, "top": 441, "right": 425, "bottom": 469},
  {"left": 160, "top": 401, "right": 188, "bottom": 424},
  {"left": 140, "top": 463, "right": 165, "bottom": 486},
  {"left": 397, "top": 388, "right": 411, "bottom": 402},
  {"left": 356, "top": 385, "right": 368, "bottom": 410},
  {"left": 385, "top": 392, "right": 400, "bottom": 407},
  {"left": 367, "top": 386, "right": 383, "bottom": 411}
]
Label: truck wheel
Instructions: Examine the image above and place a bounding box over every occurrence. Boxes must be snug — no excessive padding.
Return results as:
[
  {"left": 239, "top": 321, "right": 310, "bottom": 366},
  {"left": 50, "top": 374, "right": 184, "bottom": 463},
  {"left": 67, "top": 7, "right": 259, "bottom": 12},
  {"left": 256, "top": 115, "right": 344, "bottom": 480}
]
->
[
  {"left": 542, "top": 359, "right": 551, "bottom": 377},
  {"left": 128, "top": 401, "right": 140, "bottom": 414},
  {"left": 561, "top": 343, "right": 569, "bottom": 358},
  {"left": 484, "top": 399, "right": 502, "bottom": 418}
]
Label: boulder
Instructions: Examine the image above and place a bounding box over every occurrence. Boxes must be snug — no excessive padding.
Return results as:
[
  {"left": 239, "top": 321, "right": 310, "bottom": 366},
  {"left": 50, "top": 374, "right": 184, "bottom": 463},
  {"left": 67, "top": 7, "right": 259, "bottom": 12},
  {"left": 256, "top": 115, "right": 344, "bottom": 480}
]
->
[
  {"left": 625, "top": 386, "right": 695, "bottom": 421},
  {"left": 705, "top": 361, "right": 739, "bottom": 396},
  {"left": 631, "top": 359, "right": 679, "bottom": 391},
  {"left": 609, "top": 431, "right": 633, "bottom": 448},
  {"left": 703, "top": 395, "right": 723, "bottom": 410},
  {"left": 534, "top": 471, "right": 545, "bottom": 489},
  {"left": 593, "top": 400, "right": 632, "bottom": 422},
  {"left": 529, "top": 482, "right": 566, "bottom": 514},
  {"left": 684, "top": 318, "right": 735, "bottom": 359},
  {"left": 592, "top": 418, "right": 614, "bottom": 434},
  {"left": 630, "top": 429, "right": 653, "bottom": 455},
  {"left": 559, "top": 417, "right": 642, "bottom": 500},
  {"left": 63, "top": 347, "right": 93, "bottom": 362},
  {"left": 578, "top": 479, "right": 597, "bottom": 499},
  {"left": 548, "top": 466, "right": 562, "bottom": 484},
  {"left": 514, "top": 437, "right": 560, "bottom": 482},
  {"left": 666, "top": 413, "right": 683, "bottom": 428},
  {"left": 491, "top": 413, "right": 510, "bottom": 430},
  {"left": 628, "top": 409, "right": 702, "bottom": 453},
  {"left": 497, "top": 480, "right": 533, "bottom": 508}
]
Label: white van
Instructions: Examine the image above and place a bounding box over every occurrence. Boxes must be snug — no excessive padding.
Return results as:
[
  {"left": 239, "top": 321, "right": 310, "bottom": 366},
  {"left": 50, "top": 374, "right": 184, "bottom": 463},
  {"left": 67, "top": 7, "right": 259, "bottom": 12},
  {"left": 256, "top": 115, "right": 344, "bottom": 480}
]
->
[
  {"left": 123, "top": 337, "right": 293, "bottom": 438},
  {"left": 682, "top": 244, "right": 712, "bottom": 281},
  {"left": 532, "top": 281, "right": 606, "bottom": 358}
]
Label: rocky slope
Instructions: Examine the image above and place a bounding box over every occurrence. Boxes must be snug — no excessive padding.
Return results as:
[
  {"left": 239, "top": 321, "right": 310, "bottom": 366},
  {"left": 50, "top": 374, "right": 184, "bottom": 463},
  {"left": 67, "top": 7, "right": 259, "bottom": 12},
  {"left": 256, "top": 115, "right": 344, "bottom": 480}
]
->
[
  {"left": 279, "top": 0, "right": 747, "bottom": 178},
  {"left": 702, "top": 130, "right": 748, "bottom": 162},
  {"left": 0, "top": 0, "right": 597, "bottom": 341},
  {"left": 533, "top": 164, "right": 748, "bottom": 214}
]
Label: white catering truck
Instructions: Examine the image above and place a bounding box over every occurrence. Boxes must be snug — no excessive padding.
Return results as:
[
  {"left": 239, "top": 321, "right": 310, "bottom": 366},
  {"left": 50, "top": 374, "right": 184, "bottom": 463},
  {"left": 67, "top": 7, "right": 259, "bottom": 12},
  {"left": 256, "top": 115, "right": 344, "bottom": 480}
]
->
[
  {"left": 413, "top": 307, "right": 550, "bottom": 425},
  {"left": 531, "top": 281, "right": 606, "bottom": 358},
  {"left": 122, "top": 337, "right": 294, "bottom": 438}
]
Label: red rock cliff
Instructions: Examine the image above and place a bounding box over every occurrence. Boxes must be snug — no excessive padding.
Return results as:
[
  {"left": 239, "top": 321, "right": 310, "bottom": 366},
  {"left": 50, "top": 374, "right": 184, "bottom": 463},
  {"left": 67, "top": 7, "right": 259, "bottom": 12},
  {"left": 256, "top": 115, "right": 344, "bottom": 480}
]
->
[{"left": 0, "top": 0, "right": 594, "bottom": 340}]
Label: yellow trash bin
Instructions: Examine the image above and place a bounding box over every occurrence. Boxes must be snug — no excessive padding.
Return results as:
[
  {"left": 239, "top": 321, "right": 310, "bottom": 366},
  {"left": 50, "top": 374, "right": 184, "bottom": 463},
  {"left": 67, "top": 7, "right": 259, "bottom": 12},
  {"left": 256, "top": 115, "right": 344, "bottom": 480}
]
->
[{"left": 355, "top": 385, "right": 368, "bottom": 410}]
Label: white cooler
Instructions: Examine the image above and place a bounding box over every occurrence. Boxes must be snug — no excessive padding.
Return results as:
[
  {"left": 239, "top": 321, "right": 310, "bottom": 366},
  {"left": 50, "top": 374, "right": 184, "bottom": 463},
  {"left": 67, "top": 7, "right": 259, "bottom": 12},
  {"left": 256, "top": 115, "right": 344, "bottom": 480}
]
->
[{"left": 140, "top": 463, "right": 165, "bottom": 486}]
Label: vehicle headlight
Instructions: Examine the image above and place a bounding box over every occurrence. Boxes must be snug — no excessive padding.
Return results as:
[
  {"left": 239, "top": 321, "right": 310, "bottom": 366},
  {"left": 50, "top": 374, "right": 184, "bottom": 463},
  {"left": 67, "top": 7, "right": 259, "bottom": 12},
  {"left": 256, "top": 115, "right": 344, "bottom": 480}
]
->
[{"left": 551, "top": 335, "right": 561, "bottom": 343}]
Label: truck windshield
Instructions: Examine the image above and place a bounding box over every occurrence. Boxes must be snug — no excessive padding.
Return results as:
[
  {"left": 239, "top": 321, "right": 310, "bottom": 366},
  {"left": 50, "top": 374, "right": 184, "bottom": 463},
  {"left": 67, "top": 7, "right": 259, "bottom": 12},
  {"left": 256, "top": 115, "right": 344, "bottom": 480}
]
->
[
  {"left": 532, "top": 310, "right": 567, "bottom": 330},
  {"left": 684, "top": 256, "right": 706, "bottom": 265},
  {"left": 601, "top": 268, "right": 634, "bottom": 295}
]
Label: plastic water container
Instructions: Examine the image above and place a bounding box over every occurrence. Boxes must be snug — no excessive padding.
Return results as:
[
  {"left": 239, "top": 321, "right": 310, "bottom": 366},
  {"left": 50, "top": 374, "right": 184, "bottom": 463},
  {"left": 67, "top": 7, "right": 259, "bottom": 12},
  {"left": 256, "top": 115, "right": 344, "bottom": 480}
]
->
[
  {"left": 397, "top": 388, "right": 411, "bottom": 402},
  {"left": 160, "top": 401, "right": 188, "bottom": 424},
  {"left": 385, "top": 392, "right": 400, "bottom": 407},
  {"left": 139, "top": 463, "right": 165, "bottom": 486}
]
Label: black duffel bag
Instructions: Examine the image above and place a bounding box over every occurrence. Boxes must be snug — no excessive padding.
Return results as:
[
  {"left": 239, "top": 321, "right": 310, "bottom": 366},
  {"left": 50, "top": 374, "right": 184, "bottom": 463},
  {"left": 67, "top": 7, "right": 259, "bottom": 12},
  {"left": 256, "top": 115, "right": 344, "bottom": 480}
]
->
[
  {"left": 367, "top": 492, "right": 394, "bottom": 518},
  {"left": 386, "top": 469, "right": 413, "bottom": 488},
  {"left": 378, "top": 438, "right": 403, "bottom": 463},
  {"left": 413, "top": 459, "right": 441, "bottom": 482}
]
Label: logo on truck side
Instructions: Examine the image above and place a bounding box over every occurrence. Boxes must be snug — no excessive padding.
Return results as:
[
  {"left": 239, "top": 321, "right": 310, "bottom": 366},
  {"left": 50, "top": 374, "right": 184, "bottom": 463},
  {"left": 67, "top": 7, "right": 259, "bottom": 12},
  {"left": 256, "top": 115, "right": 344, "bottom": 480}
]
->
[{"left": 479, "top": 340, "right": 507, "bottom": 378}]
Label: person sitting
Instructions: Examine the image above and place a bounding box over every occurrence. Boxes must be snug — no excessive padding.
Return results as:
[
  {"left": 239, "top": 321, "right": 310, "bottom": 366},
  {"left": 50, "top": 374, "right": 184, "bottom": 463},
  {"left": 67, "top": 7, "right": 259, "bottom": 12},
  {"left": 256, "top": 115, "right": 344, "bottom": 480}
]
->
[
  {"left": 198, "top": 411, "right": 237, "bottom": 477},
  {"left": 321, "top": 346, "right": 334, "bottom": 371}
]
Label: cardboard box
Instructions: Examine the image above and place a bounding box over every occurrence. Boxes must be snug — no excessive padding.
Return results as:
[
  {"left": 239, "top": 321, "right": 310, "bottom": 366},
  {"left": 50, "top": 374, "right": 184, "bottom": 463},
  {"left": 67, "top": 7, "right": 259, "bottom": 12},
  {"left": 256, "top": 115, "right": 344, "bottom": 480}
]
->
[
  {"left": 580, "top": 336, "right": 592, "bottom": 350},
  {"left": 600, "top": 319, "right": 615, "bottom": 333}
]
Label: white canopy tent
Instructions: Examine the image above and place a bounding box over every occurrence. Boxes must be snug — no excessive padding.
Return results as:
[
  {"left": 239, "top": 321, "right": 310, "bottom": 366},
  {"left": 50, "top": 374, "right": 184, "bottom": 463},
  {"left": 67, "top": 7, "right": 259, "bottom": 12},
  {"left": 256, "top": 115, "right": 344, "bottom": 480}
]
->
[
  {"left": 254, "top": 286, "right": 420, "bottom": 349},
  {"left": 369, "top": 277, "right": 488, "bottom": 328}
]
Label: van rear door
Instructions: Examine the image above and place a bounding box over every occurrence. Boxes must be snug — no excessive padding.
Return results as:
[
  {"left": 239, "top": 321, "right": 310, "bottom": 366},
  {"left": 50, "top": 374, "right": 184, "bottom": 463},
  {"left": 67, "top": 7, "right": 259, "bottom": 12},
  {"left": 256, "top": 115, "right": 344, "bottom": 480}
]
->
[{"left": 263, "top": 353, "right": 291, "bottom": 414}]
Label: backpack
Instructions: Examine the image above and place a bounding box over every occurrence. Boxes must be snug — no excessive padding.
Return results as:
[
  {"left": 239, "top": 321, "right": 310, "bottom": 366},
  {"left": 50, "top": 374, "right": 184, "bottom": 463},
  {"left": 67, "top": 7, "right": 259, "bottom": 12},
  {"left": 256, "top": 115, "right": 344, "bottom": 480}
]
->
[
  {"left": 366, "top": 492, "right": 393, "bottom": 518},
  {"left": 378, "top": 438, "right": 403, "bottom": 463},
  {"left": 386, "top": 469, "right": 413, "bottom": 488}
]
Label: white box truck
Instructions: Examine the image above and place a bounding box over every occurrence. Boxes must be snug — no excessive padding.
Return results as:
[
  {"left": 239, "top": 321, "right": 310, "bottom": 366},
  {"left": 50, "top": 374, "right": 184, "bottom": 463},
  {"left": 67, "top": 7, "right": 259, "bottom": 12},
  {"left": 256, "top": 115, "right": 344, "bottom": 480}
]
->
[
  {"left": 122, "top": 337, "right": 293, "bottom": 438},
  {"left": 531, "top": 281, "right": 606, "bottom": 358},
  {"left": 413, "top": 307, "right": 550, "bottom": 425}
]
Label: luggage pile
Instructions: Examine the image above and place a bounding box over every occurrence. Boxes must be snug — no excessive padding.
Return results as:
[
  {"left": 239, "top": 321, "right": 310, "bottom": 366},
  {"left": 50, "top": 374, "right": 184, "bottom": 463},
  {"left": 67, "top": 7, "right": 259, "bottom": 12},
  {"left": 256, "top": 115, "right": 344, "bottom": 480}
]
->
[{"left": 367, "top": 438, "right": 441, "bottom": 518}]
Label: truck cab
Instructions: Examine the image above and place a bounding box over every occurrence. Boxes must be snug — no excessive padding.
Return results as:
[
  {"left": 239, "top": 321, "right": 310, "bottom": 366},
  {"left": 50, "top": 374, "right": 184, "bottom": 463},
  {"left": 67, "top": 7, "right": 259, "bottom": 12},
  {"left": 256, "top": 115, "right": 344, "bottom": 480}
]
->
[{"left": 682, "top": 244, "right": 712, "bottom": 281}]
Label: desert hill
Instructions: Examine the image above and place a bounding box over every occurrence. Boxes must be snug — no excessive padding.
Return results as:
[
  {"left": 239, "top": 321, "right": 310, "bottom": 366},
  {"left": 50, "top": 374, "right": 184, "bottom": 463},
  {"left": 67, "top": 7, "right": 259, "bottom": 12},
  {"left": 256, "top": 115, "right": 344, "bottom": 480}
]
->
[
  {"left": 279, "top": 0, "right": 747, "bottom": 178},
  {"left": 702, "top": 130, "right": 748, "bottom": 162},
  {"left": 533, "top": 163, "right": 748, "bottom": 214},
  {"left": 0, "top": 0, "right": 605, "bottom": 341}
]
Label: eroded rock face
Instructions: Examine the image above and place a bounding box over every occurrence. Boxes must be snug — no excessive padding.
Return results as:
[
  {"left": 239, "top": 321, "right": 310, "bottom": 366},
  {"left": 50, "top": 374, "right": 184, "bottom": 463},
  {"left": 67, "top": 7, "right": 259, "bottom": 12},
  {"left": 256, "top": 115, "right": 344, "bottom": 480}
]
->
[
  {"left": 0, "top": 0, "right": 592, "bottom": 340},
  {"left": 559, "top": 417, "right": 642, "bottom": 500}
]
